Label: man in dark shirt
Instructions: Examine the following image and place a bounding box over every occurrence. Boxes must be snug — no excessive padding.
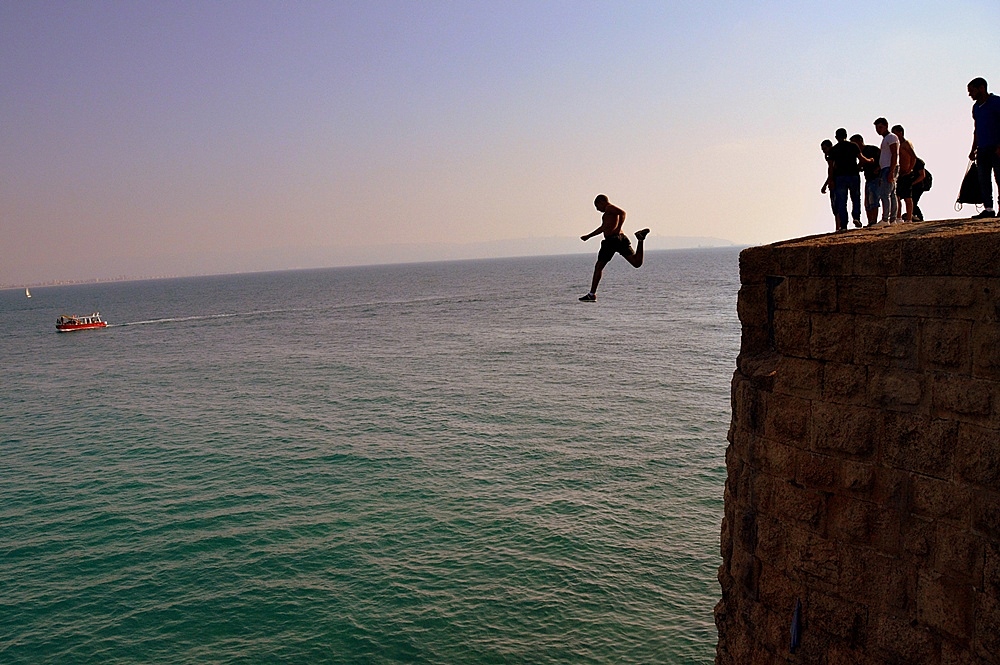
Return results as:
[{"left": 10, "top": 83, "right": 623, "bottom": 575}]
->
[
  {"left": 969, "top": 77, "right": 1000, "bottom": 218},
  {"left": 827, "top": 128, "right": 872, "bottom": 230},
  {"left": 851, "top": 134, "right": 882, "bottom": 227}
]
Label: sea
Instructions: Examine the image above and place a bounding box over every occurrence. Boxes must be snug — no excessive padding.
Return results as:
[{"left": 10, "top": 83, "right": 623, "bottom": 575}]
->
[{"left": 0, "top": 247, "right": 742, "bottom": 664}]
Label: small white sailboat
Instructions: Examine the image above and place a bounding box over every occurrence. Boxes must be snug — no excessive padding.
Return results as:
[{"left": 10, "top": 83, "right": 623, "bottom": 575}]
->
[{"left": 25, "top": 287, "right": 31, "bottom": 298}]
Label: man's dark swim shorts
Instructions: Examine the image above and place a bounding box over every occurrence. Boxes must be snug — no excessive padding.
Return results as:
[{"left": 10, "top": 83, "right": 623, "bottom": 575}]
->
[{"left": 597, "top": 233, "right": 635, "bottom": 264}]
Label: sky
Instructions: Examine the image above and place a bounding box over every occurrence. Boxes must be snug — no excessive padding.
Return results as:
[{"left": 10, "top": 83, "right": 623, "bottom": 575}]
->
[{"left": 2, "top": 0, "right": 998, "bottom": 285}]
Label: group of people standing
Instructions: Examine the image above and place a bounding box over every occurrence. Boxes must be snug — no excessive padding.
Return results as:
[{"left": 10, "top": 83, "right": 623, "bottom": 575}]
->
[
  {"left": 821, "top": 120, "right": 930, "bottom": 231},
  {"left": 819, "top": 76, "right": 1000, "bottom": 231}
]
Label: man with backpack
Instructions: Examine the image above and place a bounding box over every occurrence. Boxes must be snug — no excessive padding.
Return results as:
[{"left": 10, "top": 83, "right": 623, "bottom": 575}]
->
[{"left": 968, "top": 77, "right": 1000, "bottom": 218}]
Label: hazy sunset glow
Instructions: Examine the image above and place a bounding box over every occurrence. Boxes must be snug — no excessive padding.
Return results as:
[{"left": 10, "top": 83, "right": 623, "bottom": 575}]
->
[{"left": 3, "top": 1, "right": 998, "bottom": 284}]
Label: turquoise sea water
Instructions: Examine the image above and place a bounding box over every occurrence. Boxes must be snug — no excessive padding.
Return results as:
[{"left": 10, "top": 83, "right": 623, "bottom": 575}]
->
[{"left": 1, "top": 248, "right": 741, "bottom": 664}]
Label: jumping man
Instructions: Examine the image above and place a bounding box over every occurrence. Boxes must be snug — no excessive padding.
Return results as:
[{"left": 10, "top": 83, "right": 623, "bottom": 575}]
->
[{"left": 579, "top": 194, "right": 649, "bottom": 301}]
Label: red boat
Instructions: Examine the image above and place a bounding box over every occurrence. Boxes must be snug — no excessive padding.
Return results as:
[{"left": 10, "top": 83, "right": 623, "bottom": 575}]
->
[{"left": 56, "top": 313, "right": 108, "bottom": 332}]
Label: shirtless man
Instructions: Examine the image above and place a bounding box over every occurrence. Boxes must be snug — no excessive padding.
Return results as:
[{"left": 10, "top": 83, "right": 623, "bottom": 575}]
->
[
  {"left": 892, "top": 125, "right": 918, "bottom": 221},
  {"left": 579, "top": 194, "right": 649, "bottom": 301}
]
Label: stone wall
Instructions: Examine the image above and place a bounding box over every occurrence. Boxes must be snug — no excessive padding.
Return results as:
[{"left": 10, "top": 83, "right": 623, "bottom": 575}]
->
[{"left": 715, "top": 219, "right": 1000, "bottom": 664}]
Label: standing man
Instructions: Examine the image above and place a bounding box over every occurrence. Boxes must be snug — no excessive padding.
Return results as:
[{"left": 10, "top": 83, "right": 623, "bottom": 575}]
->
[
  {"left": 820, "top": 139, "right": 837, "bottom": 227},
  {"left": 968, "top": 77, "right": 1000, "bottom": 218},
  {"left": 874, "top": 118, "right": 900, "bottom": 224},
  {"left": 828, "top": 128, "right": 871, "bottom": 230},
  {"left": 892, "top": 125, "right": 918, "bottom": 221},
  {"left": 851, "top": 133, "right": 882, "bottom": 226},
  {"left": 579, "top": 194, "right": 649, "bottom": 301}
]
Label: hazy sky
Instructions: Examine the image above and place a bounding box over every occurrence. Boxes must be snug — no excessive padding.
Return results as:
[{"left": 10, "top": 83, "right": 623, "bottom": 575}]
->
[{"left": 3, "top": 0, "right": 998, "bottom": 284}]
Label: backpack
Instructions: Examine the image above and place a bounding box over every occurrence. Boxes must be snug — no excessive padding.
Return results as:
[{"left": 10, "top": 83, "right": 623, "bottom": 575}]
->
[{"left": 958, "top": 161, "right": 984, "bottom": 205}]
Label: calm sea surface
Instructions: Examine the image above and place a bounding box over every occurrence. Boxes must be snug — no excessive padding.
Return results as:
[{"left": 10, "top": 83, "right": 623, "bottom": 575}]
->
[{"left": 1, "top": 248, "right": 741, "bottom": 664}]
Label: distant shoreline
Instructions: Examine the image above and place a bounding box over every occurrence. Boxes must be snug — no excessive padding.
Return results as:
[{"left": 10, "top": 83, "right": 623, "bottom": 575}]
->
[{"left": 2, "top": 243, "right": 743, "bottom": 291}]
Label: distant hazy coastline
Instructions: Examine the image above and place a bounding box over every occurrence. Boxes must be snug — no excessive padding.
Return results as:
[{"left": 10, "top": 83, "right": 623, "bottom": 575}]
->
[{"left": 3, "top": 236, "right": 737, "bottom": 289}]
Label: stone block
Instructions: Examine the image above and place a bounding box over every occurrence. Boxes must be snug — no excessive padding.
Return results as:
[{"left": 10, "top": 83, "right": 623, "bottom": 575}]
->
[
  {"left": 731, "top": 371, "right": 765, "bottom": 437},
  {"left": 740, "top": 245, "right": 777, "bottom": 284},
  {"left": 811, "top": 402, "right": 877, "bottom": 458},
  {"left": 921, "top": 319, "right": 973, "bottom": 373},
  {"left": 917, "top": 570, "right": 974, "bottom": 640},
  {"left": 810, "top": 242, "right": 854, "bottom": 277},
  {"left": 809, "top": 313, "right": 856, "bottom": 363},
  {"left": 786, "top": 528, "right": 840, "bottom": 586},
  {"left": 807, "top": 589, "right": 868, "bottom": 645},
  {"left": 756, "top": 561, "right": 799, "bottom": 614},
  {"left": 955, "top": 423, "right": 1000, "bottom": 492},
  {"left": 755, "top": 515, "right": 786, "bottom": 563},
  {"left": 904, "top": 515, "right": 934, "bottom": 561},
  {"left": 836, "top": 275, "right": 887, "bottom": 316},
  {"left": 773, "top": 309, "right": 811, "bottom": 358},
  {"left": 931, "top": 374, "right": 993, "bottom": 420},
  {"left": 854, "top": 316, "right": 920, "bottom": 369},
  {"left": 839, "top": 460, "right": 875, "bottom": 495},
  {"left": 867, "top": 367, "right": 925, "bottom": 411},
  {"left": 762, "top": 393, "right": 811, "bottom": 448},
  {"left": 751, "top": 437, "right": 797, "bottom": 480},
  {"left": 786, "top": 276, "right": 838, "bottom": 312},
  {"left": 971, "top": 322, "right": 1000, "bottom": 380},
  {"left": 795, "top": 450, "right": 837, "bottom": 490},
  {"left": 838, "top": 545, "right": 911, "bottom": 612},
  {"left": 951, "top": 231, "right": 1000, "bottom": 276},
  {"left": 773, "top": 243, "right": 810, "bottom": 277},
  {"left": 972, "top": 488, "right": 1000, "bottom": 540},
  {"left": 932, "top": 523, "right": 984, "bottom": 583},
  {"left": 871, "top": 613, "right": 937, "bottom": 663},
  {"left": 887, "top": 276, "right": 977, "bottom": 309},
  {"left": 827, "top": 494, "right": 877, "bottom": 543},
  {"left": 760, "top": 475, "right": 826, "bottom": 531},
  {"left": 740, "top": 323, "right": 771, "bottom": 357},
  {"left": 973, "top": 593, "right": 1000, "bottom": 663},
  {"left": 911, "top": 475, "right": 971, "bottom": 522},
  {"left": 771, "top": 356, "right": 823, "bottom": 399},
  {"left": 854, "top": 239, "right": 901, "bottom": 277},
  {"left": 900, "top": 235, "right": 954, "bottom": 276},
  {"left": 985, "top": 541, "right": 1000, "bottom": 596},
  {"left": 822, "top": 362, "right": 868, "bottom": 405},
  {"left": 881, "top": 412, "right": 957, "bottom": 479},
  {"left": 737, "top": 283, "right": 769, "bottom": 326}
]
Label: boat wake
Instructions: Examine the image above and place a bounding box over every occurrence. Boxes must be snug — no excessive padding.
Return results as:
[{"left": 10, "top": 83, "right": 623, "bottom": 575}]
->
[{"left": 110, "top": 309, "right": 290, "bottom": 328}]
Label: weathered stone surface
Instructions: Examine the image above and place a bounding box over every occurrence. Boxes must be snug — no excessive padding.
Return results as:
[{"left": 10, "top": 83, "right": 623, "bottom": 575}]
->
[
  {"left": 854, "top": 315, "right": 920, "bottom": 368},
  {"left": 881, "top": 412, "right": 957, "bottom": 479},
  {"left": 854, "top": 238, "right": 901, "bottom": 276},
  {"left": 867, "top": 367, "right": 925, "bottom": 411},
  {"left": 809, "top": 312, "right": 856, "bottom": 362},
  {"left": 811, "top": 402, "right": 877, "bottom": 457},
  {"left": 900, "top": 235, "right": 954, "bottom": 276},
  {"left": 887, "top": 276, "right": 977, "bottom": 309},
  {"left": 917, "top": 571, "right": 974, "bottom": 640},
  {"left": 911, "top": 475, "right": 971, "bottom": 522},
  {"left": 836, "top": 275, "right": 887, "bottom": 315},
  {"left": 823, "top": 361, "right": 868, "bottom": 404},
  {"left": 931, "top": 374, "right": 992, "bottom": 420},
  {"left": 718, "top": 219, "right": 1000, "bottom": 665},
  {"left": 971, "top": 322, "right": 1000, "bottom": 380},
  {"left": 771, "top": 356, "right": 822, "bottom": 399},
  {"left": 772, "top": 309, "right": 811, "bottom": 357},
  {"left": 921, "top": 319, "right": 973, "bottom": 373}
]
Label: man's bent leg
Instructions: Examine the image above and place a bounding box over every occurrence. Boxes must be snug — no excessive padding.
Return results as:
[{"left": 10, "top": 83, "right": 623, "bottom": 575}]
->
[{"left": 624, "top": 233, "right": 647, "bottom": 268}]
